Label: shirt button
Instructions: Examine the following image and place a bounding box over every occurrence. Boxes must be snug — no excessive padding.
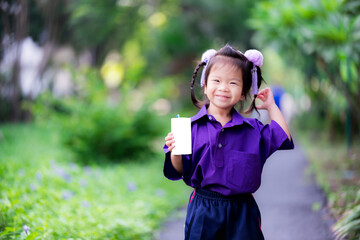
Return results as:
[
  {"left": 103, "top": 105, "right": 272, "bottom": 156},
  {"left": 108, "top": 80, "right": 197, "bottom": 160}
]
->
[
  {"left": 218, "top": 143, "right": 222, "bottom": 148},
  {"left": 209, "top": 116, "right": 213, "bottom": 120},
  {"left": 221, "top": 129, "right": 225, "bottom": 132}
]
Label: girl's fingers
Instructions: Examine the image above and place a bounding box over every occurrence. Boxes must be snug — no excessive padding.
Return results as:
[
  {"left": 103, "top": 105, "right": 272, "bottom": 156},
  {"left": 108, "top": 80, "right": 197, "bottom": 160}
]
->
[
  {"left": 168, "top": 144, "right": 175, "bottom": 151},
  {"left": 257, "top": 94, "right": 268, "bottom": 104},
  {"left": 258, "top": 89, "right": 268, "bottom": 96},
  {"left": 258, "top": 88, "right": 270, "bottom": 98},
  {"left": 257, "top": 94, "right": 265, "bottom": 101},
  {"left": 259, "top": 87, "right": 270, "bottom": 93},
  {"left": 167, "top": 141, "right": 175, "bottom": 151},
  {"left": 165, "top": 132, "right": 175, "bottom": 151},
  {"left": 166, "top": 139, "right": 175, "bottom": 146},
  {"left": 165, "top": 138, "right": 174, "bottom": 145},
  {"left": 164, "top": 133, "right": 174, "bottom": 141},
  {"left": 165, "top": 137, "right": 175, "bottom": 149},
  {"left": 256, "top": 87, "right": 276, "bottom": 110}
]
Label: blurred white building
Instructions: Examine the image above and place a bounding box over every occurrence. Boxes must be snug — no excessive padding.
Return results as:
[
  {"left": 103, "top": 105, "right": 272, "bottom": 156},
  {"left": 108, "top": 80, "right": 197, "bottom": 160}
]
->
[{"left": 0, "top": 37, "right": 84, "bottom": 99}]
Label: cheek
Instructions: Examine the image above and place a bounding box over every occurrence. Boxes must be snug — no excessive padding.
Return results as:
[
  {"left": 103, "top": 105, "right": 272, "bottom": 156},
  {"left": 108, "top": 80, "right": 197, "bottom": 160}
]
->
[
  {"left": 204, "top": 85, "right": 213, "bottom": 95},
  {"left": 235, "top": 89, "right": 245, "bottom": 100}
]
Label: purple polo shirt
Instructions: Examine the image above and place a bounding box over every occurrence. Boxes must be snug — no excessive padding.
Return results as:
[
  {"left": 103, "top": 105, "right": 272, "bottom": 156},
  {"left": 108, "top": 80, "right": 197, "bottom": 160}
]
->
[{"left": 163, "top": 105, "right": 294, "bottom": 196}]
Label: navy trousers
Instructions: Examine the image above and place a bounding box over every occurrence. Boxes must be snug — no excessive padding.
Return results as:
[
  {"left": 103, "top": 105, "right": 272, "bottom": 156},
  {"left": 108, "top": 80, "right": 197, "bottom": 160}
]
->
[{"left": 185, "top": 188, "right": 264, "bottom": 240}]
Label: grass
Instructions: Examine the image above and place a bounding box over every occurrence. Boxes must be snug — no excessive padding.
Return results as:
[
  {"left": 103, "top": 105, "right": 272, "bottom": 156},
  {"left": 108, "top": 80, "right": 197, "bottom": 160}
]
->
[
  {"left": 0, "top": 123, "right": 190, "bottom": 239},
  {"left": 296, "top": 129, "right": 360, "bottom": 239}
]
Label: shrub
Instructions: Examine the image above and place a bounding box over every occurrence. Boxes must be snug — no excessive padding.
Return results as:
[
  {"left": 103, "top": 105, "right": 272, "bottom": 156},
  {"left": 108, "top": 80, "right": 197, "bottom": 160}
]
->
[
  {"left": 60, "top": 101, "right": 164, "bottom": 164},
  {"left": 30, "top": 68, "right": 168, "bottom": 164}
]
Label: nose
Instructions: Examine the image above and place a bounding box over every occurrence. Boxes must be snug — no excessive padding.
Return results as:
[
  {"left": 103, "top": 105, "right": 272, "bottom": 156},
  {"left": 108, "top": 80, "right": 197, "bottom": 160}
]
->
[{"left": 218, "top": 82, "right": 229, "bottom": 91}]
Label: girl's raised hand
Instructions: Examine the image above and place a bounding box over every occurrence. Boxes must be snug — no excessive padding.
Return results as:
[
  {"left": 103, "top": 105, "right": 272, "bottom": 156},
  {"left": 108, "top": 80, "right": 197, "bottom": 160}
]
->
[
  {"left": 256, "top": 87, "right": 276, "bottom": 110},
  {"left": 165, "top": 133, "right": 176, "bottom": 152}
]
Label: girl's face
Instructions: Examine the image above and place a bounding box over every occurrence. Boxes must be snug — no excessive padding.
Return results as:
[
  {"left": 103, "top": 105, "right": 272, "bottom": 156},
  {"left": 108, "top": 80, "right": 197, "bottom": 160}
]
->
[{"left": 204, "top": 62, "right": 245, "bottom": 114}]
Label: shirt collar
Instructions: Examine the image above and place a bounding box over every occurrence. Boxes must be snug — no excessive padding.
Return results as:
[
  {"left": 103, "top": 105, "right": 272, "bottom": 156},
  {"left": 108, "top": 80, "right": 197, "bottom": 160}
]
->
[
  {"left": 191, "top": 105, "right": 254, "bottom": 128},
  {"left": 191, "top": 105, "right": 208, "bottom": 122}
]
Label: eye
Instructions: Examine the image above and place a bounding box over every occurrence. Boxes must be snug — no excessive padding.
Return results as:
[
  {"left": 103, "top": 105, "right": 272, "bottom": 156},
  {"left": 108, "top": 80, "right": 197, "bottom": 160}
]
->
[
  {"left": 212, "top": 79, "right": 220, "bottom": 83},
  {"left": 230, "top": 82, "right": 238, "bottom": 85}
]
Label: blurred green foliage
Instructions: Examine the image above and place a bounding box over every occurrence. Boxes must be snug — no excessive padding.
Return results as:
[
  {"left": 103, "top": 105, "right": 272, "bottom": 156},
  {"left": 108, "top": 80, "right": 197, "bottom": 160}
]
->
[
  {"left": 249, "top": 0, "right": 360, "bottom": 140},
  {"left": 30, "top": 67, "right": 171, "bottom": 164},
  {"left": 0, "top": 123, "right": 189, "bottom": 239},
  {"left": 334, "top": 204, "right": 360, "bottom": 240},
  {"left": 144, "top": 0, "right": 258, "bottom": 79},
  {"left": 66, "top": 0, "right": 145, "bottom": 64}
]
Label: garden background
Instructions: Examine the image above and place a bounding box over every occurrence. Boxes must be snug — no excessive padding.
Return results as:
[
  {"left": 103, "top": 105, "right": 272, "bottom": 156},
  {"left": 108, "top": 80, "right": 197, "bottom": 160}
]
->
[{"left": 0, "top": 0, "right": 359, "bottom": 239}]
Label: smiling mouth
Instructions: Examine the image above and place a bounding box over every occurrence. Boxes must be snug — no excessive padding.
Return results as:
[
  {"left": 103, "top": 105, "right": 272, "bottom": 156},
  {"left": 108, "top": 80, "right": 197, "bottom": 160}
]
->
[{"left": 216, "top": 95, "right": 230, "bottom": 99}]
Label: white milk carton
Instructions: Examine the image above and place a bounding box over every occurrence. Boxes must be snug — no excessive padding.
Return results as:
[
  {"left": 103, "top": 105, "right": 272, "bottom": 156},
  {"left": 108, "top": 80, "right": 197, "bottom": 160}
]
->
[{"left": 171, "top": 117, "right": 192, "bottom": 155}]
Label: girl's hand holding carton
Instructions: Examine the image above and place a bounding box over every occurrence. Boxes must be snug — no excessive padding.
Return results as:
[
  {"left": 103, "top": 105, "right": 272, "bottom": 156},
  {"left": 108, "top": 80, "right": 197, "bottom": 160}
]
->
[
  {"left": 170, "top": 117, "right": 192, "bottom": 155},
  {"left": 165, "top": 117, "right": 192, "bottom": 154}
]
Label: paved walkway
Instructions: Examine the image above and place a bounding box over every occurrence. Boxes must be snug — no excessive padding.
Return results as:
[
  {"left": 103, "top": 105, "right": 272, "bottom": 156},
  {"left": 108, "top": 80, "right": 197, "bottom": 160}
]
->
[{"left": 155, "top": 144, "right": 335, "bottom": 240}]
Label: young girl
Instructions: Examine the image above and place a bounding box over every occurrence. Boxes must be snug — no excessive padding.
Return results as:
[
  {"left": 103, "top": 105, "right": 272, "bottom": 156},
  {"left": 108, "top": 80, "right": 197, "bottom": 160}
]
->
[{"left": 163, "top": 44, "right": 294, "bottom": 240}]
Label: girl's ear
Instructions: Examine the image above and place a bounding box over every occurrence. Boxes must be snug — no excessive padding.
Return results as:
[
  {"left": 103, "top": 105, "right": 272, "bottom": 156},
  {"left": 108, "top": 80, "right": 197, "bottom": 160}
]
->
[
  {"left": 240, "top": 94, "right": 245, "bottom": 101},
  {"left": 203, "top": 85, "right": 207, "bottom": 95}
]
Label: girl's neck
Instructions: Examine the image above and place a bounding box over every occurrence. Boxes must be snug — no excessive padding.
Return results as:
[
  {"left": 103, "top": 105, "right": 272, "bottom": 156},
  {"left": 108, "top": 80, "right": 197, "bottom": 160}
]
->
[{"left": 207, "top": 104, "right": 232, "bottom": 126}]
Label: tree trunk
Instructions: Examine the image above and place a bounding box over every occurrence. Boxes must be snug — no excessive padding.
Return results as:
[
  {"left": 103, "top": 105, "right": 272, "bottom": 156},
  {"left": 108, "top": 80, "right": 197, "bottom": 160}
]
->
[
  {"left": 9, "top": 0, "right": 28, "bottom": 121},
  {"left": 10, "top": 57, "right": 22, "bottom": 121}
]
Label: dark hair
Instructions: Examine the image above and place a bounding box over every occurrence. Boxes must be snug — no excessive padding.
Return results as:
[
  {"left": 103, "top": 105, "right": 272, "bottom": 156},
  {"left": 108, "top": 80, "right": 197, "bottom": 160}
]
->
[{"left": 190, "top": 44, "right": 264, "bottom": 114}]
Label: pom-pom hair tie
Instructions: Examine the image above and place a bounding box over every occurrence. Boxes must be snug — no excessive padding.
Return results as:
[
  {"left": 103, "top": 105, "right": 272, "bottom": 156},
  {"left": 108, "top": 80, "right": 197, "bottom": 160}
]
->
[
  {"left": 200, "top": 49, "right": 217, "bottom": 87},
  {"left": 244, "top": 49, "right": 263, "bottom": 95}
]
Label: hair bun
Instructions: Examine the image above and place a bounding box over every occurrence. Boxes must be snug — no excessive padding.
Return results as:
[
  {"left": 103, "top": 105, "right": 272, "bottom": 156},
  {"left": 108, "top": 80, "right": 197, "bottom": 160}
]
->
[
  {"left": 201, "top": 49, "right": 217, "bottom": 63},
  {"left": 244, "top": 49, "right": 263, "bottom": 67}
]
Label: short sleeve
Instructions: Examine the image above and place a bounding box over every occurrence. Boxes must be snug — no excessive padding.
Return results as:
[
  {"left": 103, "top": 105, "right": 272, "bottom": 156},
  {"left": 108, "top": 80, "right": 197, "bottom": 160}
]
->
[
  {"left": 257, "top": 120, "right": 294, "bottom": 160},
  {"left": 163, "top": 144, "right": 182, "bottom": 180}
]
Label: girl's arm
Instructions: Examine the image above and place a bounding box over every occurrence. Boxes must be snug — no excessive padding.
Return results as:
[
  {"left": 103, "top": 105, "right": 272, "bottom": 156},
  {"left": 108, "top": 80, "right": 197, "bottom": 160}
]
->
[
  {"left": 165, "top": 133, "right": 184, "bottom": 174},
  {"left": 256, "top": 88, "right": 292, "bottom": 140}
]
